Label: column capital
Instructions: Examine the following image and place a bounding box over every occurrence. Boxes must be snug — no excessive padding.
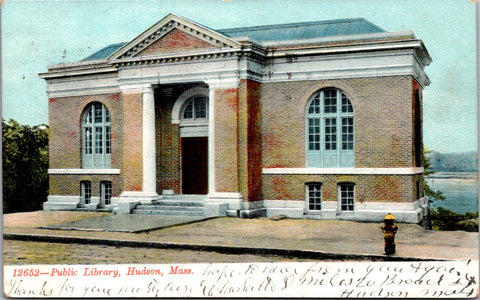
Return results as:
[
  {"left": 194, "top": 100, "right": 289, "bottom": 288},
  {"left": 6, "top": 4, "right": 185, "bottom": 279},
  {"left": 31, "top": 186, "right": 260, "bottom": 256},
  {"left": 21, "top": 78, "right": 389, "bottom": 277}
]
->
[
  {"left": 119, "top": 84, "right": 143, "bottom": 94},
  {"left": 119, "top": 84, "right": 155, "bottom": 94},
  {"left": 206, "top": 79, "right": 240, "bottom": 89},
  {"left": 142, "top": 85, "right": 154, "bottom": 94}
]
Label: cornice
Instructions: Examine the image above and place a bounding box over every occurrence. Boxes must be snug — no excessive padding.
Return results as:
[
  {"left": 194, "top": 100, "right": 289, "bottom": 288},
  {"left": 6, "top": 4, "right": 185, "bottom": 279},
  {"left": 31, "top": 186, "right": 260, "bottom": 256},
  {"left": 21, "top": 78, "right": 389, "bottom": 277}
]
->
[
  {"left": 110, "top": 48, "right": 243, "bottom": 67},
  {"left": 39, "top": 34, "right": 430, "bottom": 88},
  {"left": 266, "top": 39, "right": 429, "bottom": 62},
  {"left": 110, "top": 46, "right": 266, "bottom": 68},
  {"left": 39, "top": 66, "right": 118, "bottom": 80}
]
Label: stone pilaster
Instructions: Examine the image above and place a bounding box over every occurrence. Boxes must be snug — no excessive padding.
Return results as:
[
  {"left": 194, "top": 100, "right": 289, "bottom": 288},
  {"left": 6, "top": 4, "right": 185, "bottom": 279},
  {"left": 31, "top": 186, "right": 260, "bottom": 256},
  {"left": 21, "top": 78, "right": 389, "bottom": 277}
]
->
[
  {"left": 117, "top": 84, "right": 159, "bottom": 213},
  {"left": 205, "top": 81, "right": 243, "bottom": 213}
]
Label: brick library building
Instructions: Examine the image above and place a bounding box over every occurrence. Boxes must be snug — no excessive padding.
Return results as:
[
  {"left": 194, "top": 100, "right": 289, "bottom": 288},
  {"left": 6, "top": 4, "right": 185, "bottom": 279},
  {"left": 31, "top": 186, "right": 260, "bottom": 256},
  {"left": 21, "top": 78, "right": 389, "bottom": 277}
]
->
[{"left": 40, "top": 13, "right": 431, "bottom": 223}]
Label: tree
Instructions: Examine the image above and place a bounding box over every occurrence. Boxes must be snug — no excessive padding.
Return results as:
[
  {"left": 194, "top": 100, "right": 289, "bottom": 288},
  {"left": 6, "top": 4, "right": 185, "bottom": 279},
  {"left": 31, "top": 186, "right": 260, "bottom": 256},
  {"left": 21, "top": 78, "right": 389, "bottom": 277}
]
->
[{"left": 2, "top": 119, "right": 49, "bottom": 213}]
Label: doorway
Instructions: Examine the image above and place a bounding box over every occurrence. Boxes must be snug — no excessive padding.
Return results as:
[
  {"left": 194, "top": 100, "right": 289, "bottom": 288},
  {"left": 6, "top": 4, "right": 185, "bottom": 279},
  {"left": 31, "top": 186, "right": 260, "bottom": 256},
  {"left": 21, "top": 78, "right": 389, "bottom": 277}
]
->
[{"left": 181, "top": 137, "right": 208, "bottom": 194}]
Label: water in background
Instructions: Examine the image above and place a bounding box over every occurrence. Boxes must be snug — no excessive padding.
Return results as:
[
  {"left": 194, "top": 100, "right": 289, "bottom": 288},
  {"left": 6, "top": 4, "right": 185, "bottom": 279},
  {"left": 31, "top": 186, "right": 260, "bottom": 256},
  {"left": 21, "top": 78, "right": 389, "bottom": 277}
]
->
[{"left": 425, "top": 172, "right": 478, "bottom": 214}]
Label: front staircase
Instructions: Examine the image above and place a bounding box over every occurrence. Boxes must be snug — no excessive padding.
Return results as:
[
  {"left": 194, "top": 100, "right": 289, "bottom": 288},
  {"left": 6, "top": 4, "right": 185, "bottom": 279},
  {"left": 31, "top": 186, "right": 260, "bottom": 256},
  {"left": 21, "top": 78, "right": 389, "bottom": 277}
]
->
[{"left": 131, "top": 194, "right": 205, "bottom": 216}]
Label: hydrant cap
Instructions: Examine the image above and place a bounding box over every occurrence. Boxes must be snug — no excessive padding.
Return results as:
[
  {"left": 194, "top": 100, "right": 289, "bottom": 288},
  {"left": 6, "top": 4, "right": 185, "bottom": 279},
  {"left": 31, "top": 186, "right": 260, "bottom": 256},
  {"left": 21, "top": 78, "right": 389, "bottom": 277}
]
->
[{"left": 384, "top": 213, "right": 395, "bottom": 220}]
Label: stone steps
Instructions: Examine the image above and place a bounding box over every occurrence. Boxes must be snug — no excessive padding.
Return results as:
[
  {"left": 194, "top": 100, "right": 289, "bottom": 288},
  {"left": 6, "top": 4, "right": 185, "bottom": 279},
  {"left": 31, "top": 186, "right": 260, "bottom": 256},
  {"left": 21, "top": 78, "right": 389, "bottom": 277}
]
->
[
  {"left": 135, "top": 205, "right": 204, "bottom": 211},
  {"left": 151, "top": 200, "right": 204, "bottom": 207},
  {"left": 132, "top": 209, "right": 204, "bottom": 216},
  {"left": 132, "top": 195, "right": 205, "bottom": 216}
]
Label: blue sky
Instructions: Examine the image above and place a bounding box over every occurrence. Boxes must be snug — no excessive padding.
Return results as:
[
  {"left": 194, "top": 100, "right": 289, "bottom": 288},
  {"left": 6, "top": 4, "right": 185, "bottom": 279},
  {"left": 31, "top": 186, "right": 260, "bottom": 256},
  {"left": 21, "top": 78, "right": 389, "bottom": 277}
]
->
[{"left": 1, "top": 0, "right": 477, "bottom": 153}]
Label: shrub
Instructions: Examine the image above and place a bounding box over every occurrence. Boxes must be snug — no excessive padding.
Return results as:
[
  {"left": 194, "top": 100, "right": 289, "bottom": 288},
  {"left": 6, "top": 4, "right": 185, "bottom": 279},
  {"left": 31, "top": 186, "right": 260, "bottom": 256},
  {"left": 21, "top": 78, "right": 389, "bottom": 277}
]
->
[{"left": 430, "top": 207, "right": 478, "bottom": 232}]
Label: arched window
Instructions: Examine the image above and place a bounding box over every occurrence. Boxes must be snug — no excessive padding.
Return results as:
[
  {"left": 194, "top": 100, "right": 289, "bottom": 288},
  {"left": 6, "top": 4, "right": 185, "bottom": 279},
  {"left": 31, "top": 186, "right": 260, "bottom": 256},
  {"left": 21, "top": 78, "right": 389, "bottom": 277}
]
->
[
  {"left": 306, "top": 88, "right": 354, "bottom": 168},
  {"left": 179, "top": 95, "right": 209, "bottom": 137},
  {"left": 82, "top": 102, "right": 111, "bottom": 169},
  {"left": 182, "top": 96, "right": 208, "bottom": 121}
]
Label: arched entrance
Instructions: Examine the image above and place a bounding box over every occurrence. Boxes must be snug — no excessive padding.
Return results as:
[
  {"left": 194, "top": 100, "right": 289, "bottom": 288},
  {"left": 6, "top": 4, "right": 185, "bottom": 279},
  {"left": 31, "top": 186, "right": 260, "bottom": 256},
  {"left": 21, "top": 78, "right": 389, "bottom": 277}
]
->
[{"left": 172, "top": 87, "right": 209, "bottom": 194}]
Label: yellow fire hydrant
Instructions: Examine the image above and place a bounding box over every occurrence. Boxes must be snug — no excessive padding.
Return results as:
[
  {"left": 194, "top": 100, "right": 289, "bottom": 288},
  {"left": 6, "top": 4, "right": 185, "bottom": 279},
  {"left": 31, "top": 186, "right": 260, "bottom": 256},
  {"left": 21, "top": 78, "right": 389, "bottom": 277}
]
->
[{"left": 381, "top": 213, "right": 398, "bottom": 255}]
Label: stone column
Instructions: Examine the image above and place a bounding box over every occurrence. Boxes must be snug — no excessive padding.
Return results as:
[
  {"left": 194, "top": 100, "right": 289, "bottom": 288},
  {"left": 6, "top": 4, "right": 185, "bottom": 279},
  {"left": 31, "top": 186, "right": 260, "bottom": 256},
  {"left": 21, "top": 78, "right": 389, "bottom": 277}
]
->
[{"left": 142, "top": 85, "right": 157, "bottom": 196}]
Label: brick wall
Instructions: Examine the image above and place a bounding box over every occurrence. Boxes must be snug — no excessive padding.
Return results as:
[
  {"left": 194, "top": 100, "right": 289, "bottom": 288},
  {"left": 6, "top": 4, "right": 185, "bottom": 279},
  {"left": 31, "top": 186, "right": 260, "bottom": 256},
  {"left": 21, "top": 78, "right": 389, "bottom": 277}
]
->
[
  {"left": 155, "top": 89, "right": 181, "bottom": 193},
  {"left": 214, "top": 87, "right": 239, "bottom": 193},
  {"left": 122, "top": 92, "right": 143, "bottom": 191},
  {"left": 138, "top": 28, "right": 215, "bottom": 56},
  {"left": 50, "top": 174, "right": 122, "bottom": 197},
  {"left": 262, "top": 174, "right": 418, "bottom": 203},
  {"left": 261, "top": 76, "right": 416, "bottom": 168},
  {"left": 412, "top": 173, "right": 424, "bottom": 200},
  {"left": 49, "top": 93, "right": 123, "bottom": 169},
  {"left": 49, "top": 93, "right": 124, "bottom": 196}
]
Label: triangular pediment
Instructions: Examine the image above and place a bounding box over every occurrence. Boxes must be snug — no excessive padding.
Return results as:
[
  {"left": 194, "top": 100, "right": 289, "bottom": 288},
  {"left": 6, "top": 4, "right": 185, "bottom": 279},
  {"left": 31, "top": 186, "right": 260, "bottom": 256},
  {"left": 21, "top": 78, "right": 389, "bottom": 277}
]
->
[{"left": 109, "top": 13, "right": 241, "bottom": 60}]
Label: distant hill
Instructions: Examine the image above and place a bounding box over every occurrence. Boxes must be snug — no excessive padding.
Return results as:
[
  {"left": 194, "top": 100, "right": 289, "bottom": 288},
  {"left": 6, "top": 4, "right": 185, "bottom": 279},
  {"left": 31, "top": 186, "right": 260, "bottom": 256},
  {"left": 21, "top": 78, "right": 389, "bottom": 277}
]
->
[{"left": 427, "top": 151, "right": 478, "bottom": 172}]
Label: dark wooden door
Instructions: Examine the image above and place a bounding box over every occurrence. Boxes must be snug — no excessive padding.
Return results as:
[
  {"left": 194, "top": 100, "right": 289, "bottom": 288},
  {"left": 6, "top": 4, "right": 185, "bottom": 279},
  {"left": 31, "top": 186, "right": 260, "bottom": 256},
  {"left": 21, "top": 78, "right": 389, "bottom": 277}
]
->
[{"left": 181, "top": 137, "right": 208, "bottom": 194}]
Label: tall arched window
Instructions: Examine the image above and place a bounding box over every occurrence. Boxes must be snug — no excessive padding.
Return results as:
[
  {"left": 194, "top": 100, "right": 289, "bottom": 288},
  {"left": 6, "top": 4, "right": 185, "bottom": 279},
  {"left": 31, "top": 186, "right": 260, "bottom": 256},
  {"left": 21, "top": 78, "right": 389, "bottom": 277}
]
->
[
  {"left": 82, "top": 102, "right": 111, "bottom": 169},
  {"left": 306, "top": 88, "right": 354, "bottom": 168},
  {"left": 413, "top": 90, "right": 422, "bottom": 167}
]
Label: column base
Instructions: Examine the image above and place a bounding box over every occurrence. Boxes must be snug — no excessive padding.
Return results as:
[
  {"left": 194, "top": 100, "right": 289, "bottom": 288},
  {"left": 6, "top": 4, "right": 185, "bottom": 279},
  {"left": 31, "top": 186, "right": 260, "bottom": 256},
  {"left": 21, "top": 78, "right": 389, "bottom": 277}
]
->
[
  {"left": 206, "top": 192, "right": 243, "bottom": 210},
  {"left": 224, "top": 200, "right": 266, "bottom": 218},
  {"left": 206, "top": 194, "right": 267, "bottom": 218}
]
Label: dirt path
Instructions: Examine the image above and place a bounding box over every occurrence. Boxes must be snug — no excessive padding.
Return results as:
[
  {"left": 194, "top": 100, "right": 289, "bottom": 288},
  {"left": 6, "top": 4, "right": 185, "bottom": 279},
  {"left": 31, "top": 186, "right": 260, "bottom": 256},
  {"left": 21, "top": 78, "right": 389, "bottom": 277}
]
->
[{"left": 3, "top": 240, "right": 323, "bottom": 265}]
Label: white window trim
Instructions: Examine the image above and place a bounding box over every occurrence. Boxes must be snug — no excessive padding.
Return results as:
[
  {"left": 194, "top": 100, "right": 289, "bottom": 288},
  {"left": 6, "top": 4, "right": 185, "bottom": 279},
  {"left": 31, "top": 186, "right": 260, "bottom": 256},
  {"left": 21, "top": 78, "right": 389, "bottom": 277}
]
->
[
  {"left": 80, "top": 181, "right": 91, "bottom": 205},
  {"left": 181, "top": 96, "right": 208, "bottom": 121},
  {"left": 263, "top": 167, "right": 424, "bottom": 175},
  {"left": 171, "top": 87, "right": 209, "bottom": 124},
  {"left": 338, "top": 183, "right": 355, "bottom": 212},
  {"left": 100, "top": 181, "right": 112, "bottom": 207},
  {"left": 48, "top": 169, "right": 121, "bottom": 175},
  {"left": 82, "top": 102, "right": 111, "bottom": 169},
  {"left": 306, "top": 88, "right": 354, "bottom": 168},
  {"left": 305, "top": 182, "right": 322, "bottom": 213}
]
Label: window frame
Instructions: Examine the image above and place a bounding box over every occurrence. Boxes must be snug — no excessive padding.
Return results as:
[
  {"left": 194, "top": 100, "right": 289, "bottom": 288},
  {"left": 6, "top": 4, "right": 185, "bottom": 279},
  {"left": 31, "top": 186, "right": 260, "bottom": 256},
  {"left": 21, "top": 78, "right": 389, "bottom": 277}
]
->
[
  {"left": 305, "top": 182, "right": 322, "bottom": 212},
  {"left": 179, "top": 95, "right": 209, "bottom": 138},
  {"left": 80, "top": 181, "right": 91, "bottom": 205},
  {"left": 82, "top": 102, "right": 111, "bottom": 169},
  {"left": 338, "top": 182, "right": 355, "bottom": 212},
  {"left": 306, "top": 88, "right": 355, "bottom": 168},
  {"left": 181, "top": 96, "right": 209, "bottom": 123},
  {"left": 100, "top": 181, "right": 112, "bottom": 207}
]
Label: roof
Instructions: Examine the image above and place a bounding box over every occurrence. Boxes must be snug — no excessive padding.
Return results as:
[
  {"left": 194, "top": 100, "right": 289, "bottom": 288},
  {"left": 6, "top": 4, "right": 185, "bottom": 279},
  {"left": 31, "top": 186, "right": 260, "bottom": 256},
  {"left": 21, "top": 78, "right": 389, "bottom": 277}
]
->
[
  {"left": 82, "top": 43, "right": 126, "bottom": 61},
  {"left": 218, "top": 18, "right": 385, "bottom": 42},
  {"left": 82, "top": 18, "right": 385, "bottom": 61}
]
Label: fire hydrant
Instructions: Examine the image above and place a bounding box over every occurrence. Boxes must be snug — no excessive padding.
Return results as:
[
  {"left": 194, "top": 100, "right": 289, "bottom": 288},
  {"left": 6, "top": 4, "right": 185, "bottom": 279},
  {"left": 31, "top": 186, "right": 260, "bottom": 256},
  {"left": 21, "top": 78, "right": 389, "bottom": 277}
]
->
[{"left": 381, "top": 213, "right": 398, "bottom": 255}]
